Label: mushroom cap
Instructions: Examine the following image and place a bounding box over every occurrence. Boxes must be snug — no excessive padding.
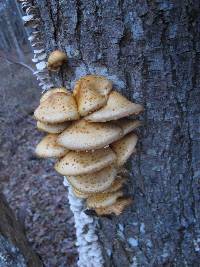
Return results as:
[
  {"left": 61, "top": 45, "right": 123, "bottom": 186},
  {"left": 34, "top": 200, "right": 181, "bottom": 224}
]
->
[
  {"left": 111, "top": 133, "right": 138, "bottom": 167},
  {"left": 103, "top": 176, "right": 126, "bottom": 193},
  {"left": 47, "top": 50, "right": 67, "bottom": 71},
  {"left": 57, "top": 119, "right": 123, "bottom": 151},
  {"left": 37, "top": 121, "right": 71, "bottom": 134},
  {"left": 95, "top": 197, "right": 132, "bottom": 216},
  {"left": 72, "top": 187, "right": 90, "bottom": 199},
  {"left": 67, "top": 165, "right": 117, "bottom": 193},
  {"left": 55, "top": 147, "right": 116, "bottom": 176},
  {"left": 34, "top": 92, "right": 79, "bottom": 123},
  {"left": 86, "top": 190, "right": 123, "bottom": 208},
  {"left": 115, "top": 119, "right": 142, "bottom": 136},
  {"left": 86, "top": 91, "right": 144, "bottom": 122},
  {"left": 35, "top": 134, "right": 68, "bottom": 158},
  {"left": 40, "top": 87, "right": 69, "bottom": 103},
  {"left": 72, "top": 175, "right": 126, "bottom": 199},
  {"left": 73, "top": 75, "right": 112, "bottom": 116}
]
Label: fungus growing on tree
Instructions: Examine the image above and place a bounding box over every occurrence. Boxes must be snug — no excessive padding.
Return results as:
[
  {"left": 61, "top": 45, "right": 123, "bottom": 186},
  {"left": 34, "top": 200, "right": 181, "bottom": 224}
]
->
[
  {"left": 55, "top": 148, "right": 116, "bottom": 176},
  {"left": 86, "top": 91, "right": 144, "bottom": 122},
  {"left": 86, "top": 191, "right": 123, "bottom": 209},
  {"left": 57, "top": 119, "right": 122, "bottom": 151},
  {"left": 73, "top": 75, "right": 112, "bottom": 116},
  {"left": 37, "top": 121, "right": 71, "bottom": 134},
  {"left": 67, "top": 165, "right": 117, "bottom": 194},
  {"left": 40, "top": 87, "right": 70, "bottom": 103},
  {"left": 34, "top": 92, "right": 79, "bottom": 123},
  {"left": 35, "top": 134, "right": 69, "bottom": 158},
  {"left": 47, "top": 50, "right": 67, "bottom": 71},
  {"left": 33, "top": 74, "right": 143, "bottom": 215},
  {"left": 111, "top": 133, "right": 138, "bottom": 167}
]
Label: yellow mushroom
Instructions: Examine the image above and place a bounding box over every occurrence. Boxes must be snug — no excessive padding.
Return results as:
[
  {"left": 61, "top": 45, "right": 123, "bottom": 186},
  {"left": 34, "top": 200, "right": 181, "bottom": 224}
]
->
[
  {"left": 73, "top": 75, "right": 112, "bottom": 116},
  {"left": 47, "top": 50, "right": 67, "bottom": 71},
  {"left": 67, "top": 165, "right": 117, "bottom": 193},
  {"left": 57, "top": 119, "right": 122, "bottom": 151},
  {"left": 111, "top": 133, "right": 138, "bottom": 167},
  {"left": 55, "top": 147, "right": 116, "bottom": 176},
  {"left": 86, "top": 91, "right": 144, "bottom": 122},
  {"left": 86, "top": 191, "right": 123, "bottom": 209},
  {"left": 40, "top": 87, "right": 69, "bottom": 103},
  {"left": 34, "top": 92, "right": 79, "bottom": 123},
  {"left": 35, "top": 134, "right": 69, "bottom": 158},
  {"left": 95, "top": 197, "right": 132, "bottom": 216}
]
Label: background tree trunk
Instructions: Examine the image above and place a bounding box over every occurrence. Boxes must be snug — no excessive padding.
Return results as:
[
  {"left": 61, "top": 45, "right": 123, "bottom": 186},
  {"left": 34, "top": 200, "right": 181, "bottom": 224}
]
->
[
  {"left": 34, "top": 0, "right": 200, "bottom": 266},
  {"left": 0, "top": 194, "right": 43, "bottom": 267}
]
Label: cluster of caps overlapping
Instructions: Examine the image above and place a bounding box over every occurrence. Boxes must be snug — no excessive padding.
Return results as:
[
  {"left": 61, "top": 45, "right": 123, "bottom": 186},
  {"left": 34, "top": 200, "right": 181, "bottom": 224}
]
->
[{"left": 34, "top": 51, "right": 144, "bottom": 216}]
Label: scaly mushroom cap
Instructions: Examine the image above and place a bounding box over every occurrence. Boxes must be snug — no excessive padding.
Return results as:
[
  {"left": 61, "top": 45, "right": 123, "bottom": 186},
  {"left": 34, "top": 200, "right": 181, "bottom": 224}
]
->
[
  {"left": 72, "top": 187, "right": 90, "bottom": 199},
  {"left": 47, "top": 50, "right": 67, "bottom": 71},
  {"left": 35, "top": 134, "right": 68, "bottom": 158},
  {"left": 67, "top": 165, "right": 117, "bottom": 193},
  {"left": 40, "top": 87, "right": 69, "bottom": 103},
  {"left": 55, "top": 147, "right": 116, "bottom": 176},
  {"left": 115, "top": 119, "right": 142, "bottom": 136},
  {"left": 37, "top": 121, "right": 71, "bottom": 134},
  {"left": 34, "top": 92, "right": 79, "bottom": 123},
  {"left": 57, "top": 119, "right": 122, "bottom": 151},
  {"left": 95, "top": 197, "right": 132, "bottom": 216},
  {"left": 73, "top": 75, "right": 112, "bottom": 116},
  {"left": 86, "top": 91, "right": 144, "bottom": 122},
  {"left": 72, "top": 176, "right": 126, "bottom": 199},
  {"left": 103, "top": 176, "right": 126, "bottom": 193},
  {"left": 111, "top": 133, "right": 138, "bottom": 167},
  {"left": 86, "top": 191, "right": 123, "bottom": 208}
]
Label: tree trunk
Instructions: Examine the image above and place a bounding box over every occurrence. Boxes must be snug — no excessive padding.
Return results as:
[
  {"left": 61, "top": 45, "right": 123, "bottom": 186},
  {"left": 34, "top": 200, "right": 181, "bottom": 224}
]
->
[
  {"left": 0, "top": 194, "right": 43, "bottom": 267},
  {"left": 33, "top": 0, "right": 200, "bottom": 266}
]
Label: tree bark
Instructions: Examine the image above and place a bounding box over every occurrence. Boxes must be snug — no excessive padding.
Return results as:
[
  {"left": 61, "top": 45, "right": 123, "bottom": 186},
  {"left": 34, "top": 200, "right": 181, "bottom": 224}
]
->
[
  {"left": 0, "top": 194, "right": 43, "bottom": 267},
  {"left": 34, "top": 0, "right": 200, "bottom": 266}
]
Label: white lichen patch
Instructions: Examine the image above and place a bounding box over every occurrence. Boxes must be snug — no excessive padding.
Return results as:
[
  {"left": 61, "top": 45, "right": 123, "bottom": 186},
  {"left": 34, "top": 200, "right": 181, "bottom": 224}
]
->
[
  {"left": 22, "top": 14, "right": 34, "bottom": 21},
  {"left": 193, "top": 237, "right": 200, "bottom": 252},
  {"left": 36, "top": 61, "right": 47, "bottom": 71},
  {"left": 128, "top": 237, "right": 138, "bottom": 247},
  {"left": 140, "top": 223, "right": 145, "bottom": 234},
  {"left": 130, "top": 256, "right": 138, "bottom": 267},
  {"left": 63, "top": 178, "right": 104, "bottom": 267}
]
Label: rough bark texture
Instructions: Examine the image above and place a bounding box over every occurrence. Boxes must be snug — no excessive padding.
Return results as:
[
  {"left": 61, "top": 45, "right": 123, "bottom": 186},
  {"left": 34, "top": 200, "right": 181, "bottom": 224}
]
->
[
  {"left": 0, "top": 194, "right": 43, "bottom": 267},
  {"left": 35, "top": 0, "right": 200, "bottom": 266}
]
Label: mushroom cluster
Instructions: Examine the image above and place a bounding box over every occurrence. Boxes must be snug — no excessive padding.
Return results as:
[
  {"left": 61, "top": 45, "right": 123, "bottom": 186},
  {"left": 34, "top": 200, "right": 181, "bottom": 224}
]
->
[{"left": 34, "top": 74, "right": 143, "bottom": 216}]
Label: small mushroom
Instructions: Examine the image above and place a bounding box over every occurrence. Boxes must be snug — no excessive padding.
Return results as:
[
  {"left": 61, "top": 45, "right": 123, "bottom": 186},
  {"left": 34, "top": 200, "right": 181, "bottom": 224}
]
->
[
  {"left": 111, "top": 133, "right": 138, "bottom": 167},
  {"left": 34, "top": 92, "right": 79, "bottom": 123},
  {"left": 35, "top": 134, "right": 69, "bottom": 158},
  {"left": 57, "top": 119, "right": 122, "bottom": 151},
  {"left": 86, "top": 91, "right": 144, "bottom": 122},
  {"left": 67, "top": 165, "right": 117, "bottom": 193},
  {"left": 73, "top": 75, "right": 112, "bottom": 116},
  {"left": 86, "top": 191, "right": 123, "bottom": 209},
  {"left": 95, "top": 197, "right": 132, "bottom": 216},
  {"left": 47, "top": 50, "right": 67, "bottom": 71},
  {"left": 37, "top": 121, "right": 71, "bottom": 134},
  {"left": 54, "top": 147, "right": 116, "bottom": 176},
  {"left": 114, "top": 119, "right": 142, "bottom": 136}
]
